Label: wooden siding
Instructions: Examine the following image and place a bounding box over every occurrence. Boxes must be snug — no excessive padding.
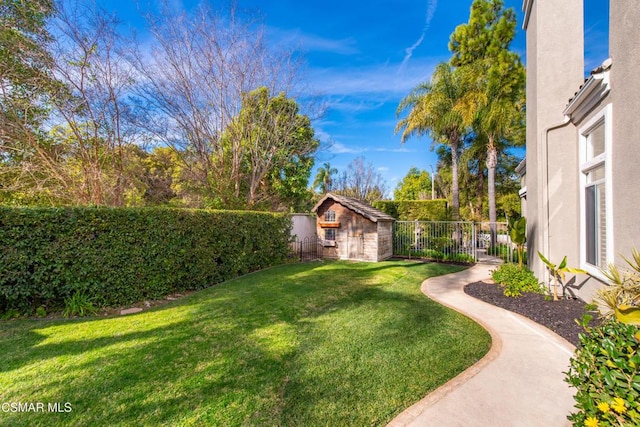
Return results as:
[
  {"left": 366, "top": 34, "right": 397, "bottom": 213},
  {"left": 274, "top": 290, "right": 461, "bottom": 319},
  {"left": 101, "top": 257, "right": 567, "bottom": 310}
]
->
[
  {"left": 315, "top": 198, "right": 392, "bottom": 262},
  {"left": 377, "top": 222, "right": 393, "bottom": 261}
]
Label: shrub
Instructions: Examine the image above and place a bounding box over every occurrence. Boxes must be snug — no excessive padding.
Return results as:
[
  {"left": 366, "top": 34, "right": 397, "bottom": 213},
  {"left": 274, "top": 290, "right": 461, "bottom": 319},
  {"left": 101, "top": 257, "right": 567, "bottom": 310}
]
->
[
  {"left": 63, "top": 291, "right": 97, "bottom": 318},
  {"left": 442, "top": 253, "right": 475, "bottom": 264},
  {"left": 566, "top": 319, "right": 640, "bottom": 426},
  {"left": 488, "top": 245, "right": 522, "bottom": 264},
  {"left": 373, "top": 200, "right": 450, "bottom": 221},
  {"left": 0, "top": 207, "right": 291, "bottom": 314},
  {"left": 491, "top": 263, "right": 542, "bottom": 297},
  {"left": 596, "top": 247, "right": 640, "bottom": 323}
]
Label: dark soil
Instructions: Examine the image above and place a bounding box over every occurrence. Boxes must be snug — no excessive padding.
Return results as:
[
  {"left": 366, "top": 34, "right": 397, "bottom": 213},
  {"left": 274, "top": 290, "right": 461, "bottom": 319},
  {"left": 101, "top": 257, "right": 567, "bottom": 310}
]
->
[{"left": 464, "top": 281, "right": 600, "bottom": 347}]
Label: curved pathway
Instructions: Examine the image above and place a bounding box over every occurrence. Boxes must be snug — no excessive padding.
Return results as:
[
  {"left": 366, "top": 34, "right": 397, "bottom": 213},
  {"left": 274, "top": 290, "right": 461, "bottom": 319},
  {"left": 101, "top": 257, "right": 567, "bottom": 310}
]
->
[{"left": 388, "top": 262, "right": 576, "bottom": 427}]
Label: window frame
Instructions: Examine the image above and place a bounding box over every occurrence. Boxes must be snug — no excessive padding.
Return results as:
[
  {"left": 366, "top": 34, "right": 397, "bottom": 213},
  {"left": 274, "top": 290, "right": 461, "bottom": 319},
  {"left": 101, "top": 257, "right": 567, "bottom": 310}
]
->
[
  {"left": 324, "top": 228, "right": 336, "bottom": 242},
  {"left": 578, "top": 104, "right": 613, "bottom": 279},
  {"left": 324, "top": 210, "right": 336, "bottom": 222}
]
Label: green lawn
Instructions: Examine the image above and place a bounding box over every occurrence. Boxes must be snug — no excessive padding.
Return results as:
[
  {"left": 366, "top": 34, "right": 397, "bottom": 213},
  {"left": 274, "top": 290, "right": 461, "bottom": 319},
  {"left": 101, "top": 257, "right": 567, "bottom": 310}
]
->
[{"left": 0, "top": 260, "right": 490, "bottom": 426}]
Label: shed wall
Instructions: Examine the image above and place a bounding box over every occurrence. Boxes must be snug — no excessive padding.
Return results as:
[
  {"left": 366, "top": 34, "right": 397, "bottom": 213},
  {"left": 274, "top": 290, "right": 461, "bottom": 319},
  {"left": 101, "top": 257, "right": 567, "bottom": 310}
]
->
[{"left": 315, "top": 199, "right": 383, "bottom": 262}]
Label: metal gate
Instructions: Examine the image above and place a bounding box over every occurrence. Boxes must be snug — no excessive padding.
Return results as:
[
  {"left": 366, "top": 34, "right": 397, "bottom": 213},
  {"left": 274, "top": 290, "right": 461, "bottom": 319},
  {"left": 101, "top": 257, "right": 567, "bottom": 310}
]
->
[
  {"left": 290, "top": 236, "right": 324, "bottom": 262},
  {"left": 393, "top": 221, "right": 512, "bottom": 263}
]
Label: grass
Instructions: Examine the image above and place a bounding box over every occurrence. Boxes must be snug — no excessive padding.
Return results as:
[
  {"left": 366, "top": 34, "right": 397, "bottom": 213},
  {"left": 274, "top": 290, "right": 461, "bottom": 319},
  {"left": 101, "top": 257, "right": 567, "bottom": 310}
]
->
[{"left": 0, "top": 260, "right": 490, "bottom": 426}]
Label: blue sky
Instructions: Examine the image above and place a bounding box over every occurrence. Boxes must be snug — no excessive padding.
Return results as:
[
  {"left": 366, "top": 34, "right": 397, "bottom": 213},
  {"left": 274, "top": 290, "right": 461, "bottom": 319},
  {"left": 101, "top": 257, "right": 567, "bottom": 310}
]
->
[{"left": 102, "top": 0, "right": 609, "bottom": 196}]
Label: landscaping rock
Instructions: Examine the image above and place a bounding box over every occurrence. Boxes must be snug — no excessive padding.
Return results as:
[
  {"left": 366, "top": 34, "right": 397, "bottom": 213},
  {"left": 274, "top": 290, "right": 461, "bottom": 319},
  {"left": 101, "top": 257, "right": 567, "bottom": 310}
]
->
[{"left": 120, "top": 307, "right": 143, "bottom": 315}]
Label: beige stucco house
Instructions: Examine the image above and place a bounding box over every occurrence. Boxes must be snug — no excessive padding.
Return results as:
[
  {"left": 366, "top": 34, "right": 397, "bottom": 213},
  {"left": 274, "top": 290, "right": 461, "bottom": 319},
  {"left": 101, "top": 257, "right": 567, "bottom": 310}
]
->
[{"left": 522, "top": 0, "right": 640, "bottom": 301}]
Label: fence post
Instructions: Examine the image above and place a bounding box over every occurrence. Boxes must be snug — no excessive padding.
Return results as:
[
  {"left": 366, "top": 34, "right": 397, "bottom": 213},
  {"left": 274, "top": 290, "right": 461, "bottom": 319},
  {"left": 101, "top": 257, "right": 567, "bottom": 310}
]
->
[{"left": 472, "top": 222, "right": 477, "bottom": 261}]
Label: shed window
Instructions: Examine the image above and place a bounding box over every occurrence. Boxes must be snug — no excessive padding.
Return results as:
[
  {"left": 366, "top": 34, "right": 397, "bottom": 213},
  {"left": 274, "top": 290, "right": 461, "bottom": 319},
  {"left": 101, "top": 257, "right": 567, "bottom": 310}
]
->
[
  {"left": 324, "top": 210, "right": 336, "bottom": 222},
  {"left": 325, "top": 229, "right": 336, "bottom": 241}
]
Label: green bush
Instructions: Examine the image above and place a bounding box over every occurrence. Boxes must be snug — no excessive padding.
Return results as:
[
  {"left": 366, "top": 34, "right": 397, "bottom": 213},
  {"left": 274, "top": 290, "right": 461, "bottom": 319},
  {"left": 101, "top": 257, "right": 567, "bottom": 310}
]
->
[
  {"left": 487, "top": 245, "right": 527, "bottom": 264},
  {"left": 373, "top": 200, "right": 450, "bottom": 221},
  {"left": 442, "top": 253, "right": 475, "bottom": 264},
  {"left": 491, "top": 263, "right": 542, "bottom": 297},
  {"left": 63, "top": 290, "right": 97, "bottom": 318},
  {"left": 0, "top": 207, "right": 291, "bottom": 314},
  {"left": 566, "top": 320, "right": 640, "bottom": 426}
]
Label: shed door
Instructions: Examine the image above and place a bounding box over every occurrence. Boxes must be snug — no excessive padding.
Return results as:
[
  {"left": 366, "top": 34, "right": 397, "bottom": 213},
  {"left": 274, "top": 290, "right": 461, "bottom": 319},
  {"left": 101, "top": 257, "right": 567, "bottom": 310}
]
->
[{"left": 348, "top": 233, "right": 364, "bottom": 260}]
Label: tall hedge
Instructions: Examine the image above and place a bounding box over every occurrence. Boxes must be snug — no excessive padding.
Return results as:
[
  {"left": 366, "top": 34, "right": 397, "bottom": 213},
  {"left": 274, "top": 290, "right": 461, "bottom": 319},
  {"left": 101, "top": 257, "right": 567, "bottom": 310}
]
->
[
  {"left": 0, "top": 207, "right": 291, "bottom": 313},
  {"left": 373, "top": 200, "right": 450, "bottom": 221}
]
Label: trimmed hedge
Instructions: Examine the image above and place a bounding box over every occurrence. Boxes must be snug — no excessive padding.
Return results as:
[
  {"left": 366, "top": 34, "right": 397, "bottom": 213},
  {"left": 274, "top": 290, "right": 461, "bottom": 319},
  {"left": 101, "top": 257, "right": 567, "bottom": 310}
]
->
[
  {"left": 373, "top": 200, "right": 450, "bottom": 221},
  {"left": 0, "top": 207, "right": 291, "bottom": 314}
]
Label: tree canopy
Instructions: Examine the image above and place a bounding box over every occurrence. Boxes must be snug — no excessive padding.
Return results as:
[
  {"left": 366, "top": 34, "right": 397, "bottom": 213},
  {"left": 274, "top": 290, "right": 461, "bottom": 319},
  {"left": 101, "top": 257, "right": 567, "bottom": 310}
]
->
[
  {"left": 0, "top": 1, "right": 320, "bottom": 210},
  {"left": 394, "top": 167, "right": 433, "bottom": 201},
  {"left": 450, "top": 0, "right": 525, "bottom": 237},
  {"left": 396, "top": 0, "right": 524, "bottom": 223}
]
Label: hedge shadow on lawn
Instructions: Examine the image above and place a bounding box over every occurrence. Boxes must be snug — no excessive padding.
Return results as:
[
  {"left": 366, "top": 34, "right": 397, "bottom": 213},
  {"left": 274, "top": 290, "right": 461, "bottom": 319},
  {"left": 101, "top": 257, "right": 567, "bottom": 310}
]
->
[{"left": 0, "top": 261, "right": 488, "bottom": 426}]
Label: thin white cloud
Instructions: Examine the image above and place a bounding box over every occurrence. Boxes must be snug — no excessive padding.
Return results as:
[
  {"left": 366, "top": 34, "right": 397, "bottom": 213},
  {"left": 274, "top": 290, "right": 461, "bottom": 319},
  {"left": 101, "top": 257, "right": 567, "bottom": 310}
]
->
[
  {"left": 374, "top": 147, "right": 416, "bottom": 153},
  {"left": 268, "top": 27, "right": 360, "bottom": 55},
  {"left": 399, "top": 0, "right": 438, "bottom": 74},
  {"left": 309, "top": 57, "right": 437, "bottom": 98},
  {"left": 324, "top": 97, "right": 387, "bottom": 114},
  {"left": 329, "top": 142, "right": 366, "bottom": 154}
]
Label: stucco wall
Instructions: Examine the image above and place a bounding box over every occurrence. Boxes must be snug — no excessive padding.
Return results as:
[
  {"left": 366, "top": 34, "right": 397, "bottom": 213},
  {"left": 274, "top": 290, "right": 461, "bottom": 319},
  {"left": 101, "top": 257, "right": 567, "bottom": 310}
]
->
[
  {"left": 524, "top": 0, "right": 585, "bottom": 287},
  {"left": 525, "top": 0, "right": 640, "bottom": 302},
  {"left": 291, "top": 214, "right": 317, "bottom": 241},
  {"left": 610, "top": 1, "right": 640, "bottom": 267}
]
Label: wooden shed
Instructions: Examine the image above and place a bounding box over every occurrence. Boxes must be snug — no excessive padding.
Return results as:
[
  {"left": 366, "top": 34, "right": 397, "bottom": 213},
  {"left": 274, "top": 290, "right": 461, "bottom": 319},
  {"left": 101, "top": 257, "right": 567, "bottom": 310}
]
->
[{"left": 312, "top": 193, "right": 395, "bottom": 262}]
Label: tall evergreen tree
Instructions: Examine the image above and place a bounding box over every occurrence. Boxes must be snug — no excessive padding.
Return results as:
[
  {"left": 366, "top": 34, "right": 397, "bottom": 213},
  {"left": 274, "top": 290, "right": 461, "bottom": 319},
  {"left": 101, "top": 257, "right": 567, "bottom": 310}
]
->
[{"left": 449, "top": 0, "right": 525, "bottom": 242}]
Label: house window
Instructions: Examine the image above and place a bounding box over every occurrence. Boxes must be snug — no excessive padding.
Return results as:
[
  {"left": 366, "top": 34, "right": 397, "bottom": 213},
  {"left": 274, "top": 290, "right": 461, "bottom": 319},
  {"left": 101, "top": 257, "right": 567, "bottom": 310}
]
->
[
  {"left": 325, "top": 228, "right": 336, "bottom": 241},
  {"left": 324, "top": 210, "right": 336, "bottom": 222},
  {"left": 584, "top": 164, "right": 605, "bottom": 266},
  {"left": 579, "top": 105, "right": 612, "bottom": 274}
]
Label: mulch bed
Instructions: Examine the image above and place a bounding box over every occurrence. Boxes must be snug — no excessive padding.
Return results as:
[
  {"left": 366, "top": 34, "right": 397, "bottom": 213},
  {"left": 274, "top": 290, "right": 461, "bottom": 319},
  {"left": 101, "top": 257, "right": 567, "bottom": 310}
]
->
[{"left": 464, "top": 281, "right": 600, "bottom": 347}]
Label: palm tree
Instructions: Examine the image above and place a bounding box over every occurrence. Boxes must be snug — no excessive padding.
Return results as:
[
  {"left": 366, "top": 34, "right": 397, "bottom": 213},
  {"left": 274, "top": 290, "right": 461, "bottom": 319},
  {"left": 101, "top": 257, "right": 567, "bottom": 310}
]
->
[
  {"left": 312, "top": 162, "right": 338, "bottom": 194},
  {"left": 472, "top": 56, "right": 525, "bottom": 246},
  {"left": 396, "top": 62, "right": 474, "bottom": 220}
]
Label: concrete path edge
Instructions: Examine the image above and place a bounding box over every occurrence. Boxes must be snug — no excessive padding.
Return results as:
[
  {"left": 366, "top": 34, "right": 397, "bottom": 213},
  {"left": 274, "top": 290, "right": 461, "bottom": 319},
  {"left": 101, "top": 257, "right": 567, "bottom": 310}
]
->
[{"left": 387, "top": 262, "right": 577, "bottom": 427}]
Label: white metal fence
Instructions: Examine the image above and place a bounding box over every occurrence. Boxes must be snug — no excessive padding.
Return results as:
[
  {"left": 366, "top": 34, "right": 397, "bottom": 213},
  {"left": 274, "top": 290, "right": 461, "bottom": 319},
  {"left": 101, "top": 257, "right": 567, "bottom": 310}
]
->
[{"left": 393, "top": 221, "right": 513, "bottom": 263}]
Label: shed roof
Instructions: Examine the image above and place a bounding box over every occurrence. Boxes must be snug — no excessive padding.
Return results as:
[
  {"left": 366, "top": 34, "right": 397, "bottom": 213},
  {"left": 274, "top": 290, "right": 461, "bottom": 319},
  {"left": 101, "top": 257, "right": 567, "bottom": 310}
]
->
[{"left": 312, "top": 193, "right": 395, "bottom": 223}]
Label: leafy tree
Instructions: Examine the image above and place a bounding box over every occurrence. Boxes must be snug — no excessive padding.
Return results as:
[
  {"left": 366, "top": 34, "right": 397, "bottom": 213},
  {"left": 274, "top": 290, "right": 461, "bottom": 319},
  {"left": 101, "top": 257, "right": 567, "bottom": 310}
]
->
[
  {"left": 394, "top": 167, "right": 432, "bottom": 200},
  {"left": 313, "top": 162, "right": 338, "bottom": 194},
  {"left": 0, "top": 0, "right": 57, "bottom": 138},
  {"left": 0, "top": 0, "right": 61, "bottom": 202},
  {"left": 223, "top": 87, "right": 318, "bottom": 210},
  {"left": 449, "top": 0, "right": 525, "bottom": 242},
  {"left": 1, "top": 2, "right": 144, "bottom": 206},
  {"left": 47, "top": 2, "right": 141, "bottom": 206},
  {"left": 396, "top": 62, "right": 474, "bottom": 220},
  {"left": 131, "top": 2, "right": 314, "bottom": 211}
]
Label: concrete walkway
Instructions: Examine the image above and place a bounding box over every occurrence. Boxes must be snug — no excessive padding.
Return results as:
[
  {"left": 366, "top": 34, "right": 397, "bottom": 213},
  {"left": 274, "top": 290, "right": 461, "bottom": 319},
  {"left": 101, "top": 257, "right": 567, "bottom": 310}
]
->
[{"left": 388, "top": 262, "right": 576, "bottom": 427}]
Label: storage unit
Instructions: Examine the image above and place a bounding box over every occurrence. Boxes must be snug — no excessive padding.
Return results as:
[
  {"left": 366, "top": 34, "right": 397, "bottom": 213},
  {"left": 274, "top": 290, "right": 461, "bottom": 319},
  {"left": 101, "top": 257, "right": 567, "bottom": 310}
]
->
[{"left": 312, "top": 193, "right": 394, "bottom": 262}]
